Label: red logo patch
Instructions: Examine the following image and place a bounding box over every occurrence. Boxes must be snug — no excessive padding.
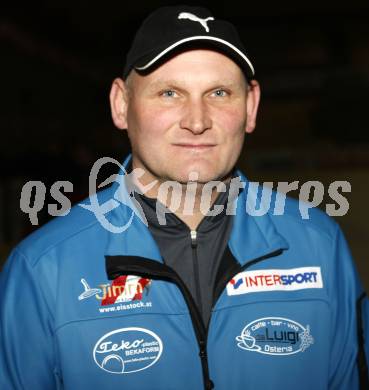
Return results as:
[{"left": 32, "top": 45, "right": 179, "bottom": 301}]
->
[{"left": 101, "top": 275, "right": 151, "bottom": 306}]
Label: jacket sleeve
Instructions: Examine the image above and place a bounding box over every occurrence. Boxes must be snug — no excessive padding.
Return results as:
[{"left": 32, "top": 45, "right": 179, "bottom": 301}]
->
[
  {"left": 328, "top": 224, "right": 369, "bottom": 389},
  {"left": 0, "top": 248, "right": 59, "bottom": 389}
]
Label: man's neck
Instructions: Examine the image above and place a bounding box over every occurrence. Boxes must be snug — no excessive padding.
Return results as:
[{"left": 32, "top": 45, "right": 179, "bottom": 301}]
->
[
  {"left": 152, "top": 182, "right": 225, "bottom": 231},
  {"left": 161, "top": 186, "right": 221, "bottom": 231},
  {"left": 129, "top": 165, "right": 232, "bottom": 230}
]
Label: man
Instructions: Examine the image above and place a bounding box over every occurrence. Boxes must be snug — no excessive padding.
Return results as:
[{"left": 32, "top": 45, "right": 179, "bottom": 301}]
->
[{"left": 1, "top": 5, "right": 368, "bottom": 389}]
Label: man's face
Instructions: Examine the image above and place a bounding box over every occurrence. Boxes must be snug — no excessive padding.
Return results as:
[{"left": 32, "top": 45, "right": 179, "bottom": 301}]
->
[{"left": 112, "top": 49, "right": 260, "bottom": 185}]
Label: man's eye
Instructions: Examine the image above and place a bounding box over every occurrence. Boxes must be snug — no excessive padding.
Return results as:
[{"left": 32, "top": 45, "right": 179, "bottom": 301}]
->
[
  {"left": 213, "top": 89, "right": 228, "bottom": 97},
  {"left": 161, "top": 90, "right": 177, "bottom": 98}
]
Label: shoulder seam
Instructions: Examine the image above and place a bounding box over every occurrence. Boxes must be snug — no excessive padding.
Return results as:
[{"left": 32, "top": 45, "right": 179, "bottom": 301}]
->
[
  {"left": 19, "top": 218, "right": 102, "bottom": 268},
  {"left": 273, "top": 209, "right": 336, "bottom": 242}
]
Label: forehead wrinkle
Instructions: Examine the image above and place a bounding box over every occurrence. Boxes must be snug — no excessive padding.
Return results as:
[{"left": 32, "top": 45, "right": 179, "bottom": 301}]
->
[{"left": 147, "top": 79, "right": 188, "bottom": 91}]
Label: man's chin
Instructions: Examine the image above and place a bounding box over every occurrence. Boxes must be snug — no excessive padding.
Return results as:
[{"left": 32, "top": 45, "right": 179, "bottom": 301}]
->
[{"left": 169, "top": 170, "right": 231, "bottom": 185}]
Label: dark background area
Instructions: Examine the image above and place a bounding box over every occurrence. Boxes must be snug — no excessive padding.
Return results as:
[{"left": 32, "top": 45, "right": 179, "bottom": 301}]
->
[{"left": 1, "top": 1, "right": 369, "bottom": 287}]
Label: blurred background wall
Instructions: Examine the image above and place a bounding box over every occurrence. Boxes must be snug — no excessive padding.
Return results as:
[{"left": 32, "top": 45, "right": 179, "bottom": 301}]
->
[{"left": 1, "top": 1, "right": 369, "bottom": 289}]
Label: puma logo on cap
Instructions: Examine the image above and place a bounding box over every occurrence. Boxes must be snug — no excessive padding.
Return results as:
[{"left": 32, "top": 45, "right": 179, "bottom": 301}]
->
[{"left": 178, "top": 12, "right": 214, "bottom": 33}]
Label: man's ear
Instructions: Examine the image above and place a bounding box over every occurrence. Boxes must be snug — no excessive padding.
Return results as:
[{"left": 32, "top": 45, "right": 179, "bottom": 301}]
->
[
  {"left": 245, "top": 79, "right": 261, "bottom": 134},
  {"left": 109, "top": 77, "right": 129, "bottom": 130}
]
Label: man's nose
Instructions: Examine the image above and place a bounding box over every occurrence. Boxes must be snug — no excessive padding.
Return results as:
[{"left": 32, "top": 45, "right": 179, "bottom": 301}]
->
[{"left": 179, "top": 98, "right": 212, "bottom": 134}]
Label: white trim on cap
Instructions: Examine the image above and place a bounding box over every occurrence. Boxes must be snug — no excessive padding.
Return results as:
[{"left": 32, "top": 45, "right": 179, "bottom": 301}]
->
[{"left": 134, "top": 35, "right": 255, "bottom": 75}]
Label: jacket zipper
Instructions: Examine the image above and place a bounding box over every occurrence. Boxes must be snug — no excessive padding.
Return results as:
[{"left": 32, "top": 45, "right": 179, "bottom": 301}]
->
[
  {"left": 106, "top": 255, "right": 214, "bottom": 390},
  {"left": 190, "top": 230, "right": 203, "bottom": 318},
  {"left": 106, "top": 248, "right": 283, "bottom": 389}
]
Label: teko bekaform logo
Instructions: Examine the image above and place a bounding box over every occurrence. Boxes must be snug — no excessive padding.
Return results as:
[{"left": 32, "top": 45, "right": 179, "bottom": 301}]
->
[{"left": 93, "top": 327, "right": 163, "bottom": 374}]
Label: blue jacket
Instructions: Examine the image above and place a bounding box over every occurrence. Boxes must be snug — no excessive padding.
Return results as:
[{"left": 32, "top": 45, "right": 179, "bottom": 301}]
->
[{"left": 1, "top": 163, "right": 368, "bottom": 389}]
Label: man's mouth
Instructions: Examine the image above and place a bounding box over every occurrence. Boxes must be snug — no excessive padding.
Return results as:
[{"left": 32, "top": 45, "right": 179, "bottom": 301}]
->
[{"left": 172, "top": 143, "right": 216, "bottom": 150}]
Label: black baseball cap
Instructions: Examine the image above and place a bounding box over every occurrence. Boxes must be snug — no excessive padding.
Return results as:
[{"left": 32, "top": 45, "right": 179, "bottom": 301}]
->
[{"left": 123, "top": 5, "right": 255, "bottom": 80}]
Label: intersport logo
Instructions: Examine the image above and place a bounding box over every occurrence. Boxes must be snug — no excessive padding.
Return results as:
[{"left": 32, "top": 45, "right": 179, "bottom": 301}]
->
[{"left": 227, "top": 267, "right": 323, "bottom": 296}]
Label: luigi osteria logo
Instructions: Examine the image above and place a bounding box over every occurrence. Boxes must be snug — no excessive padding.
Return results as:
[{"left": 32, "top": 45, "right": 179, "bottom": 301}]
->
[{"left": 236, "top": 317, "right": 314, "bottom": 356}]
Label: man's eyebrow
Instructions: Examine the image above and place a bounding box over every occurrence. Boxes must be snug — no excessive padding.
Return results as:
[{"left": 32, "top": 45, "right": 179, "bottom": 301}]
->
[
  {"left": 214, "top": 80, "right": 244, "bottom": 90},
  {"left": 146, "top": 80, "right": 187, "bottom": 91},
  {"left": 146, "top": 79, "right": 243, "bottom": 91}
]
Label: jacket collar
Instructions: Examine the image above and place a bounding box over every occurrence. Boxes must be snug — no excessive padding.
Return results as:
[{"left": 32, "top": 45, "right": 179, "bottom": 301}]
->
[
  {"left": 228, "top": 171, "right": 289, "bottom": 266},
  {"left": 104, "top": 155, "right": 289, "bottom": 265}
]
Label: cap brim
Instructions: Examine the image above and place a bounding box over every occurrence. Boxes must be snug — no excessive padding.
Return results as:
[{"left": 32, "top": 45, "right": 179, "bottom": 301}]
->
[{"left": 133, "top": 35, "right": 255, "bottom": 79}]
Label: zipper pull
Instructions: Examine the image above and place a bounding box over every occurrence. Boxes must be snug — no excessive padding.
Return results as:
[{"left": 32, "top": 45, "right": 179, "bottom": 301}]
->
[
  {"left": 190, "top": 230, "right": 197, "bottom": 248},
  {"left": 198, "top": 340, "right": 207, "bottom": 358},
  {"left": 198, "top": 340, "right": 214, "bottom": 389}
]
